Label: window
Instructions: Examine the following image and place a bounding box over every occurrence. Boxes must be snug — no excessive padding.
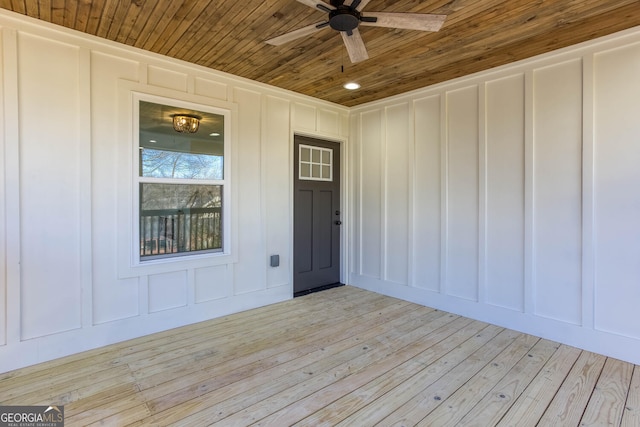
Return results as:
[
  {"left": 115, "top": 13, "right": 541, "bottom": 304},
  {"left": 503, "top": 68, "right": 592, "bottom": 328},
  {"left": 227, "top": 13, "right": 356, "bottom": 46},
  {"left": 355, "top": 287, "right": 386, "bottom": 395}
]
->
[
  {"left": 136, "top": 97, "right": 228, "bottom": 261},
  {"left": 299, "top": 144, "right": 333, "bottom": 181}
]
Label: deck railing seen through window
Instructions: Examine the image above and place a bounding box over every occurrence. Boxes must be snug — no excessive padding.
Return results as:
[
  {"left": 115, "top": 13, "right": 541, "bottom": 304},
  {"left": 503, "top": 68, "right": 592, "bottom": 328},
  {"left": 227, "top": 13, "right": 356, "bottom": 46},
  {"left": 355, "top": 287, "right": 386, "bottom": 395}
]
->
[{"left": 140, "top": 207, "right": 222, "bottom": 257}]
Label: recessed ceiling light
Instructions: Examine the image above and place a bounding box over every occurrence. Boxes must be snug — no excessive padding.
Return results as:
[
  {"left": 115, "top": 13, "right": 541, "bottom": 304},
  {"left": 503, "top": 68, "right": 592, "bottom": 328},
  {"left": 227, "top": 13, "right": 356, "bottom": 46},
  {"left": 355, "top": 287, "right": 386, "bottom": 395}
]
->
[
  {"left": 343, "top": 82, "right": 361, "bottom": 90},
  {"left": 149, "top": 139, "right": 157, "bottom": 143},
  {"left": 209, "top": 132, "right": 220, "bottom": 137}
]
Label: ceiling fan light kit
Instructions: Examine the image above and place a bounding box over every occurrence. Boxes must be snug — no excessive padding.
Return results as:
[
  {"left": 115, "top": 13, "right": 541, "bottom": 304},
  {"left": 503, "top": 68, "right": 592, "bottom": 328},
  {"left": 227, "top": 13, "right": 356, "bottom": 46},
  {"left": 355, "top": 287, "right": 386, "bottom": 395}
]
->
[{"left": 266, "top": 0, "right": 446, "bottom": 63}]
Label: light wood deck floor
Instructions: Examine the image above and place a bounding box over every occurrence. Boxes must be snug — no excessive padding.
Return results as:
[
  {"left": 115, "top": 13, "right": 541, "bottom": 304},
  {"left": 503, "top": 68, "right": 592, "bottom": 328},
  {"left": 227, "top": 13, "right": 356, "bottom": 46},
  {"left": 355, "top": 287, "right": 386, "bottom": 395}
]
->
[{"left": 1, "top": 286, "right": 639, "bottom": 426}]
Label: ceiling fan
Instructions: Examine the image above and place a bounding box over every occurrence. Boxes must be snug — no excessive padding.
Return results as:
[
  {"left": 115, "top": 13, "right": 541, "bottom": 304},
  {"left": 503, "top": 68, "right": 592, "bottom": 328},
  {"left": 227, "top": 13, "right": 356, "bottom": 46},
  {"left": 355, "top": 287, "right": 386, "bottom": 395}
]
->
[{"left": 265, "top": 0, "right": 446, "bottom": 63}]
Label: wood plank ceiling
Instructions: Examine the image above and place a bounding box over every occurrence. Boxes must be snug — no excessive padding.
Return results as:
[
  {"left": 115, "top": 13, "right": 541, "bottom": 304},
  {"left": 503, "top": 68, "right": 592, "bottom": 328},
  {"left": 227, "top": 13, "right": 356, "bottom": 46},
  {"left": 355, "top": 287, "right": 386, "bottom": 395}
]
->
[{"left": 1, "top": 0, "right": 639, "bottom": 107}]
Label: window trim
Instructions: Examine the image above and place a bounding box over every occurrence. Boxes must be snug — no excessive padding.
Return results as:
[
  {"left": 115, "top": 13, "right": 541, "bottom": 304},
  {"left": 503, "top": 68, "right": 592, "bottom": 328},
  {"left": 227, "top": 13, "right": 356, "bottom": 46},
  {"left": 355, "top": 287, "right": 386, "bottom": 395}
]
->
[
  {"left": 117, "top": 81, "right": 238, "bottom": 279},
  {"left": 133, "top": 92, "right": 231, "bottom": 265}
]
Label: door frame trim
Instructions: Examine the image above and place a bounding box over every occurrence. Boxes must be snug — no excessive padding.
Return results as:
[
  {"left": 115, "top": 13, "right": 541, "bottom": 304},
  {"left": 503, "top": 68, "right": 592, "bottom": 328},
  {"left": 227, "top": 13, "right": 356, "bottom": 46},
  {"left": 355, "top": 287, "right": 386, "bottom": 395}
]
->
[{"left": 289, "top": 130, "right": 349, "bottom": 294}]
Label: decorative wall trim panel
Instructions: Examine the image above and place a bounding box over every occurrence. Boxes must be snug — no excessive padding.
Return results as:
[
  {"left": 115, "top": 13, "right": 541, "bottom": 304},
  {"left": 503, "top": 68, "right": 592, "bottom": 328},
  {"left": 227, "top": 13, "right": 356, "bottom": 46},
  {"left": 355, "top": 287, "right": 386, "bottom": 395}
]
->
[
  {"left": 0, "top": 13, "right": 348, "bottom": 372},
  {"left": 350, "top": 28, "right": 640, "bottom": 365}
]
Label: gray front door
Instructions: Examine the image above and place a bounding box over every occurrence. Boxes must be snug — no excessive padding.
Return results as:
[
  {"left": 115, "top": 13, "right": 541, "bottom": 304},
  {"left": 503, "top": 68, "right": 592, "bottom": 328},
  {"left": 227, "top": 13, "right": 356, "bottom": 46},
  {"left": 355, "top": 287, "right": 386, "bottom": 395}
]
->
[{"left": 294, "top": 135, "right": 341, "bottom": 294}]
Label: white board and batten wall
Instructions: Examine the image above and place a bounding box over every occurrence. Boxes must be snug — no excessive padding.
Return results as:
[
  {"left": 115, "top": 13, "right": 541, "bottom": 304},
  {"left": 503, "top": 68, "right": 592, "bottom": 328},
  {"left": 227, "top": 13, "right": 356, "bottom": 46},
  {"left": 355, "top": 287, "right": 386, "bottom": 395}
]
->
[
  {"left": 1, "top": 5, "right": 640, "bottom": 373},
  {"left": 349, "top": 26, "right": 640, "bottom": 365},
  {"left": 0, "top": 10, "right": 348, "bottom": 373}
]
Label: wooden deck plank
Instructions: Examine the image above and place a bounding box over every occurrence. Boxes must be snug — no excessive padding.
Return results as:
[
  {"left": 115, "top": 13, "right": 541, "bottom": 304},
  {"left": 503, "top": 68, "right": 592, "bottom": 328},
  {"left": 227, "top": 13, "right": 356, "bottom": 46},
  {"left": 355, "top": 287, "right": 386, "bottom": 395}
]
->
[
  {"left": 142, "top": 306, "right": 450, "bottom": 424},
  {"left": 84, "top": 402, "right": 151, "bottom": 427},
  {"left": 333, "top": 324, "right": 506, "bottom": 426},
  {"left": 119, "top": 287, "right": 383, "bottom": 361},
  {"left": 1, "top": 364, "right": 136, "bottom": 403},
  {"left": 124, "top": 290, "right": 398, "bottom": 375},
  {"left": 378, "top": 329, "right": 526, "bottom": 426},
  {"left": 0, "top": 286, "right": 637, "bottom": 426},
  {"left": 580, "top": 357, "right": 634, "bottom": 426},
  {"left": 451, "top": 338, "right": 561, "bottom": 426},
  {"left": 621, "top": 365, "right": 640, "bottom": 427},
  {"left": 256, "top": 315, "right": 476, "bottom": 426},
  {"left": 290, "top": 317, "right": 485, "bottom": 427},
  {"left": 132, "top": 297, "right": 414, "bottom": 392},
  {"left": 61, "top": 383, "right": 141, "bottom": 424},
  {"left": 494, "top": 344, "right": 582, "bottom": 427},
  {"left": 205, "top": 312, "right": 456, "bottom": 426},
  {"left": 536, "top": 350, "right": 607, "bottom": 426},
  {"left": 416, "top": 333, "right": 541, "bottom": 426},
  {"left": 138, "top": 299, "right": 425, "bottom": 407},
  {"left": 219, "top": 313, "right": 472, "bottom": 426}
]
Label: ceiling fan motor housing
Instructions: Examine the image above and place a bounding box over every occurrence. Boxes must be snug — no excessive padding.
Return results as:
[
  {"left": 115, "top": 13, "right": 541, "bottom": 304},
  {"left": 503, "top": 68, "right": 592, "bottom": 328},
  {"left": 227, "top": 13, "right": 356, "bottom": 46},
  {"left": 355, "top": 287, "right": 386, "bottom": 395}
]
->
[{"left": 329, "top": 6, "right": 361, "bottom": 32}]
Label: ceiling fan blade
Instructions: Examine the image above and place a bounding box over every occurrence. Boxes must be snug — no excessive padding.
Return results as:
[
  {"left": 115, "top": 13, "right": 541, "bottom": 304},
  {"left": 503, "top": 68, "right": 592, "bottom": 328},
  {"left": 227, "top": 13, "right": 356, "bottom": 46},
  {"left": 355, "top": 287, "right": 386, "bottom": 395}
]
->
[
  {"left": 347, "top": 0, "right": 372, "bottom": 11},
  {"left": 265, "top": 22, "right": 328, "bottom": 46},
  {"left": 341, "top": 28, "right": 369, "bottom": 63},
  {"left": 296, "top": 0, "right": 335, "bottom": 13},
  {"left": 360, "top": 12, "right": 446, "bottom": 32}
]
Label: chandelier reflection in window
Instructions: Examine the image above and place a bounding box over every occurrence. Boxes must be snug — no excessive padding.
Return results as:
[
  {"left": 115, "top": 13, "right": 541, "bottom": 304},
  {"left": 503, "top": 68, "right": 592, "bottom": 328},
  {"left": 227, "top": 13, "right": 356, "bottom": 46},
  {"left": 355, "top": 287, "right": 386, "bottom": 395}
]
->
[{"left": 171, "top": 114, "right": 201, "bottom": 133}]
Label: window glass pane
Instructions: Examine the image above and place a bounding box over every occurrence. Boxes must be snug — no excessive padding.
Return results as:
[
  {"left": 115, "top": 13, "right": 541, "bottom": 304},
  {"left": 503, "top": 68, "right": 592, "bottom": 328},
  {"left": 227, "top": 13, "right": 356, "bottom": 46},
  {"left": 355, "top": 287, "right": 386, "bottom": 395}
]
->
[
  {"left": 322, "top": 165, "right": 331, "bottom": 180},
  {"left": 140, "top": 149, "right": 222, "bottom": 180},
  {"left": 301, "top": 147, "right": 310, "bottom": 162},
  {"left": 301, "top": 163, "right": 311, "bottom": 178},
  {"left": 312, "top": 164, "right": 321, "bottom": 178},
  {"left": 322, "top": 150, "right": 331, "bottom": 165},
  {"left": 139, "top": 183, "right": 222, "bottom": 257},
  {"left": 311, "top": 149, "right": 320, "bottom": 163},
  {"left": 139, "top": 101, "right": 224, "bottom": 180}
]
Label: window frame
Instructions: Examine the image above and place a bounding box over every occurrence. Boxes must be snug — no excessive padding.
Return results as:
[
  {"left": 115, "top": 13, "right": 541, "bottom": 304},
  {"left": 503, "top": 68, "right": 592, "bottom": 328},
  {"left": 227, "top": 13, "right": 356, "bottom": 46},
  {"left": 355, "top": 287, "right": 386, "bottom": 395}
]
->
[
  {"left": 132, "top": 92, "right": 232, "bottom": 266},
  {"left": 298, "top": 144, "right": 333, "bottom": 182}
]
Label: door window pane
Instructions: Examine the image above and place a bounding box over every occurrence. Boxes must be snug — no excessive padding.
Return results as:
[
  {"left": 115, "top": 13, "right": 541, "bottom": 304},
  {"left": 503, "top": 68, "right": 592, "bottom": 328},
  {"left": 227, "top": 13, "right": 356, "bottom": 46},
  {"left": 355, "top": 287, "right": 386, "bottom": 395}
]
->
[
  {"left": 301, "top": 147, "right": 310, "bottom": 162},
  {"left": 322, "top": 165, "right": 331, "bottom": 180},
  {"left": 299, "top": 144, "right": 333, "bottom": 181},
  {"left": 322, "top": 150, "right": 330, "bottom": 164},
  {"left": 301, "top": 163, "right": 310, "bottom": 178}
]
